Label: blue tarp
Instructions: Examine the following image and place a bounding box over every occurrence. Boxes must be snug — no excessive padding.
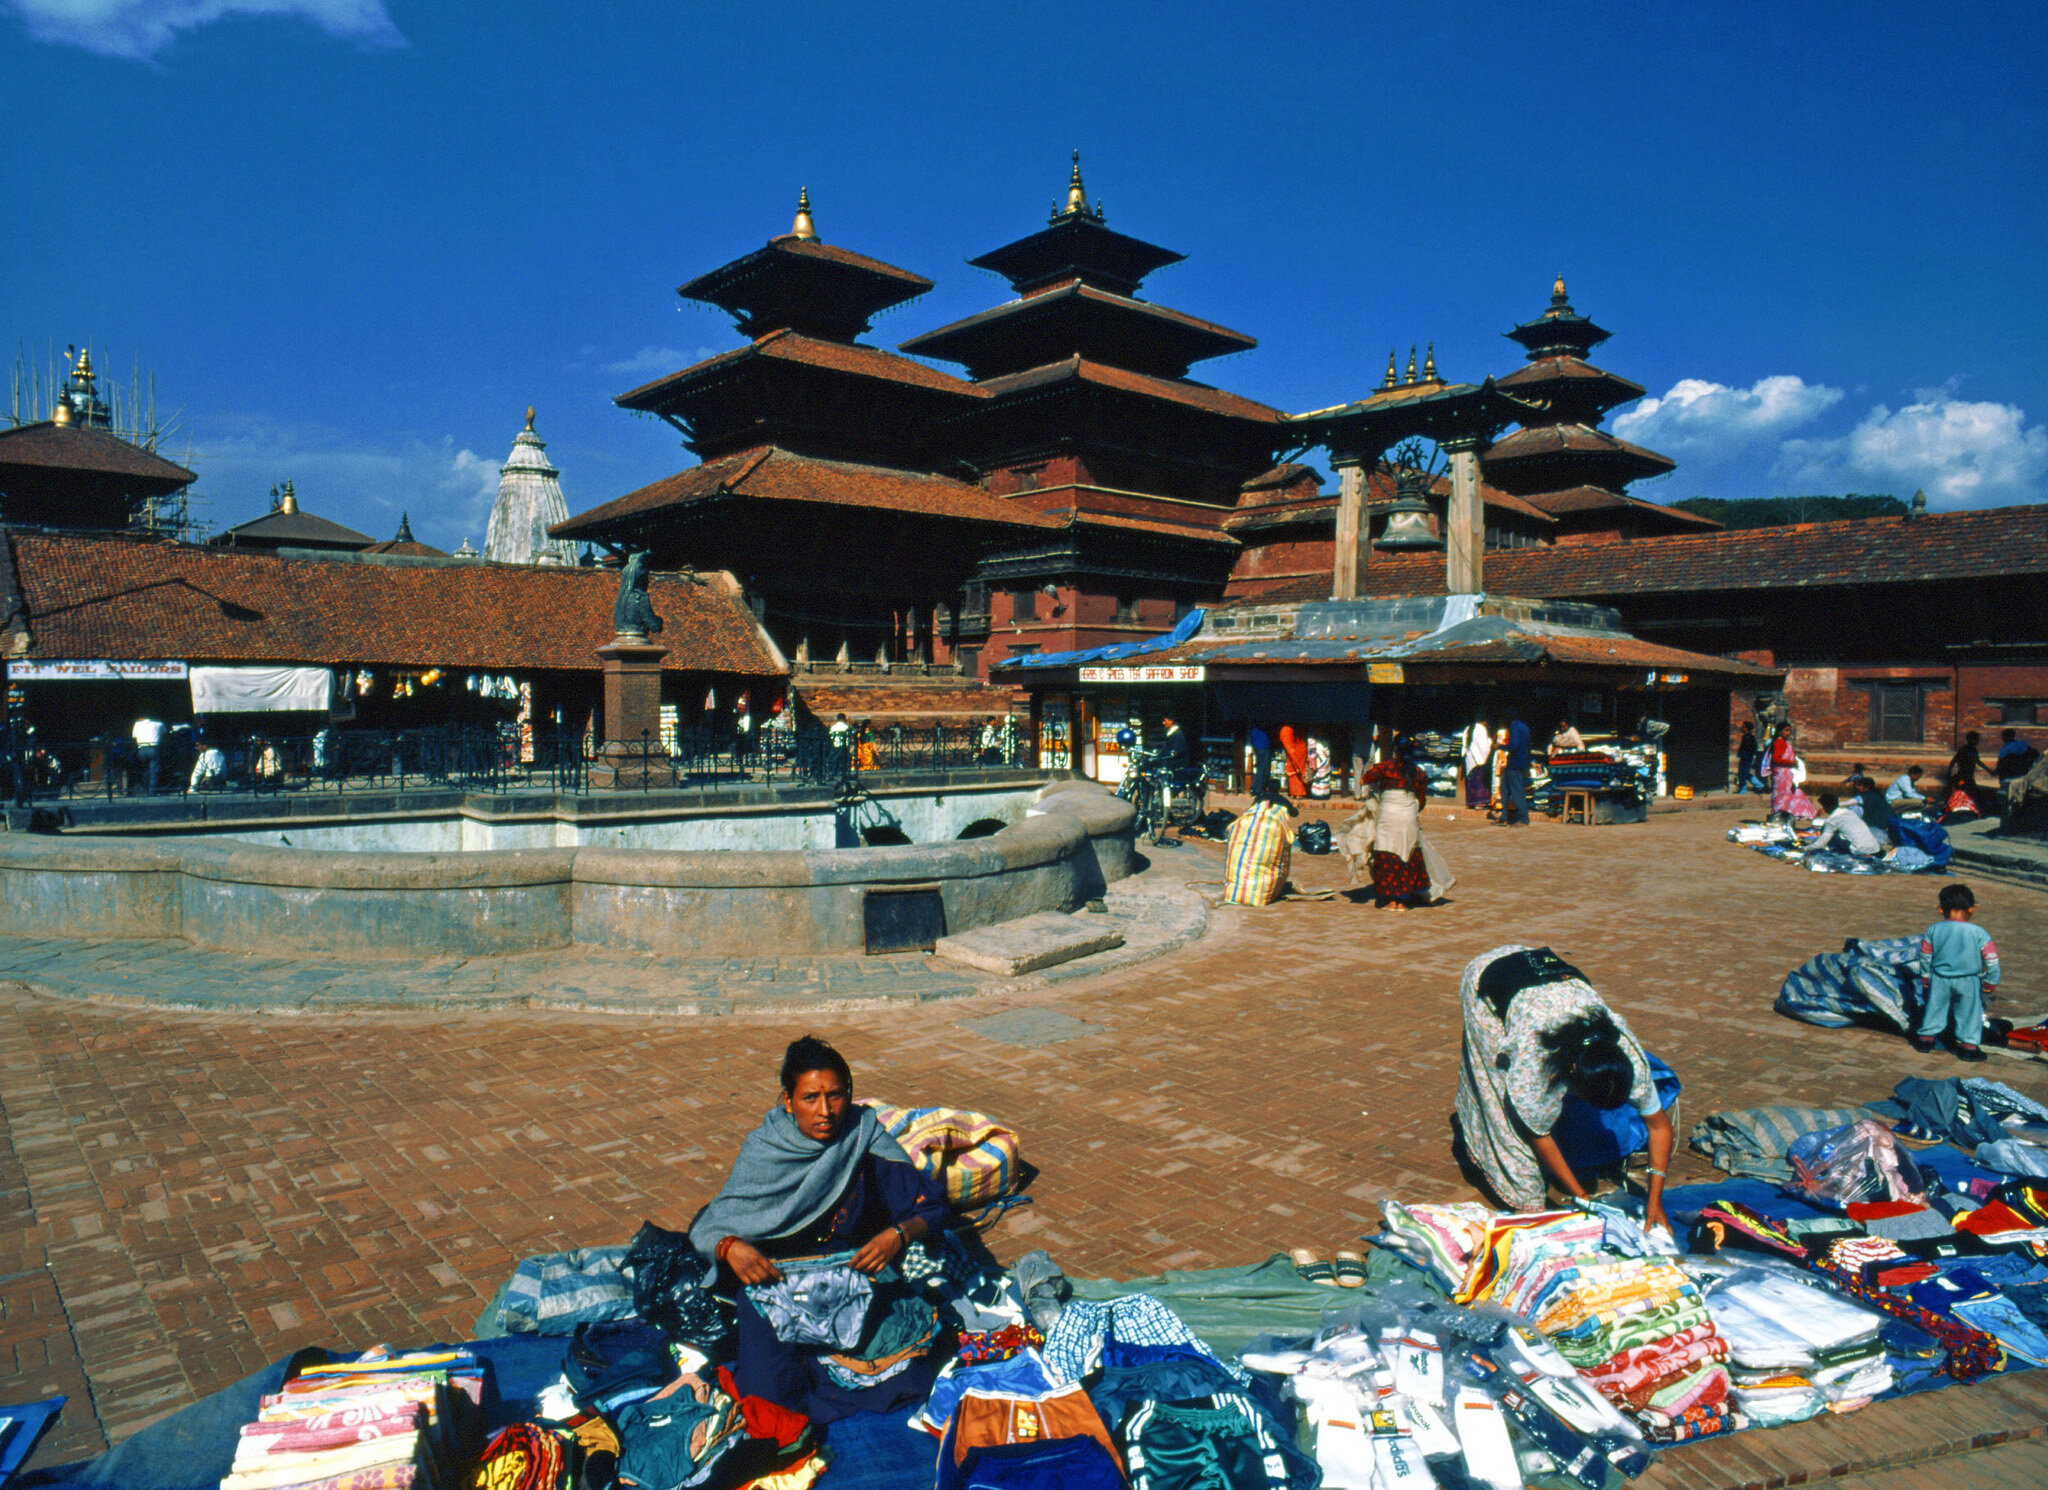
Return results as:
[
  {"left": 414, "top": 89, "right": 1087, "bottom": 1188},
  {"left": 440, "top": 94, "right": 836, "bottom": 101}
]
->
[{"left": 998, "top": 609, "right": 1206, "bottom": 670}]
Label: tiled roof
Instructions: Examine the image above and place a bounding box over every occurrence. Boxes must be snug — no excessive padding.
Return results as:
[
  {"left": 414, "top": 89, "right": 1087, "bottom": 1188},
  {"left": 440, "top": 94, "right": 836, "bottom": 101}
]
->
[
  {"left": 756, "top": 236, "right": 934, "bottom": 288},
  {"left": 1496, "top": 357, "right": 1645, "bottom": 400},
  {"left": 0, "top": 421, "right": 196, "bottom": 487},
  {"left": 214, "top": 507, "right": 376, "bottom": 548},
  {"left": 793, "top": 683, "right": 1010, "bottom": 722},
  {"left": 5, "top": 530, "right": 783, "bottom": 675},
  {"left": 1239, "top": 462, "right": 1322, "bottom": 495},
  {"left": 360, "top": 539, "right": 451, "bottom": 557},
  {"left": 1483, "top": 422, "right": 1676, "bottom": 475},
  {"left": 554, "top": 447, "right": 1062, "bottom": 538},
  {"left": 1517, "top": 485, "right": 1720, "bottom": 527},
  {"left": 1212, "top": 504, "right": 2048, "bottom": 605},
  {"left": 977, "top": 357, "right": 1284, "bottom": 423},
  {"left": 1220, "top": 474, "right": 1555, "bottom": 531},
  {"left": 1161, "top": 621, "right": 1777, "bottom": 681},
  {"left": 1062, "top": 510, "right": 1240, "bottom": 545},
  {"left": 616, "top": 329, "right": 984, "bottom": 408},
  {"left": 897, "top": 282, "right": 1255, "bottom": 361}
]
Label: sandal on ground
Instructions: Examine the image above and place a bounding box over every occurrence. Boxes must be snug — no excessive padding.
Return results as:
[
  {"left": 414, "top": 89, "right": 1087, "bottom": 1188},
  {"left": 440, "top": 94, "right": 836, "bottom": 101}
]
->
[
  {"left": 1956, "top": 1044, "right": 1990, "bottom": 1063},
  {"left": 1332, "top": 1250, "right": 1368, "bottom": 1288},
  {"left": 1290, "top": 1248, "right": 1338, "bottom": 1287},
  {"left": 1910, "top": 1036, "right": 1938, "bottom": 1053}
]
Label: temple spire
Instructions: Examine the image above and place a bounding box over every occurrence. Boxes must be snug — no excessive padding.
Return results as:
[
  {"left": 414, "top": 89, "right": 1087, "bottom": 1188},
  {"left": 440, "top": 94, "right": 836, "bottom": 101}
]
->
[
  {"left": 524, "top": 405, "right": 536, "bottom": 432},
  {"left": 394, "top": 511, "right": 415, "bottom": 543},
  {"left": 1551, "top": 273, "right": 1569, "bottom": 308},
  {"left": 1064, "top": 150, "right": 1087, "bottom": 216},
  {"left": 1422, "top": 342, "right": 1438, "bottom": 382},
  {"left": 1404, "top": 345, "right": 1418, "bottom": 385},
  {"left": 1380, "top": 349, "right": 1398, "bottom": 390},
  {"left": 790, "top": 187, "right": 817, "bottom": 241}
]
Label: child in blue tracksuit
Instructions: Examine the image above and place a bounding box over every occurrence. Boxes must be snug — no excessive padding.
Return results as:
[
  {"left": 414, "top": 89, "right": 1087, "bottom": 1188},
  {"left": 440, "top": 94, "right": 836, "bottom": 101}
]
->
[{"left": 1914, "top": 882, "right": 2001, "bottom": 1061}]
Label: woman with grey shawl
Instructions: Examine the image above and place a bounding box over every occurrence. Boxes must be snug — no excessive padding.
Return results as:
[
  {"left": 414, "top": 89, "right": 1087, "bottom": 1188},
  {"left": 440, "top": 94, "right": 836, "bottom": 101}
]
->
[{"left": 692, "top": 1036, "right": 947, "bottom": 1422}]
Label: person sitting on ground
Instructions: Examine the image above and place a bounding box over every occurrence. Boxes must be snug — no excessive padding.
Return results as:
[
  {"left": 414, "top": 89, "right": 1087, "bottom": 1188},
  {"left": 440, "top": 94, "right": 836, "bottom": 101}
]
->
[
  {"left": 1809, "top": 791, "right": 1885, "bottom": 857},
  {"left": 1946, "top": 730, "right": 1988, "bottom": 813},
  {"left": 1549, "top": 721, "right": 1585, "bottom": 753},
  {"left": 691, "top": 1036, "right": 948, "bottom": 1422},
  {"left": 1853, "top": 773, "right": 1894, "bottom": 841},
  {"left": 1887, "top": 764, "right": 1928, "bottom": 807},
  {"left": 1997, "top": 728, "right": 2041, "bottom": 784},
  {"left": 1454, "top": 945, "right": 1673, "bottom": 1233}
]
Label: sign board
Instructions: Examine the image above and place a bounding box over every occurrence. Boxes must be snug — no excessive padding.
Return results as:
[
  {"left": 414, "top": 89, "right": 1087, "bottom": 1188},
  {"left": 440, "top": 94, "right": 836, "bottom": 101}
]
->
[
  {"left": 9, "top": 660, "right": 188, "bottom": 681},
  {"left": 1366, "top": 662, "right": 1406, "bottom": 685},
  {"left": 1077, "top": 665, "right": 1205, "bottom": 683}
]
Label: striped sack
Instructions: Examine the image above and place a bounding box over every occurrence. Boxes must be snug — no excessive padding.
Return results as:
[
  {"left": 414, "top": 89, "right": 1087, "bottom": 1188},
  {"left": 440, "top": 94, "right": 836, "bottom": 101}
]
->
[
  {"left": 496, "top": 1245, "right": 635, "bottom": 1334},
  {"left": 1223, "top": 801, "right": 1292, "bottom": 906},
  {"left": 1688, "top": 1106, "right": 1867, "bottom": 1183},
  {"left": 864, "top": 1101, "right": 1024, "bottom": 1208}
]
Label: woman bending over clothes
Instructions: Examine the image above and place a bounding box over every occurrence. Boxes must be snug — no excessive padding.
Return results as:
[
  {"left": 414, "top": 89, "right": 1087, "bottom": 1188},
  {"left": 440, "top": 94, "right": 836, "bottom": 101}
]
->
[
  {"left": 1454, "top": 945, "right": 1673, "bottom": 1233},
  {"left": 690, "top": 1036, "right": 948, "bottom": 1423}
]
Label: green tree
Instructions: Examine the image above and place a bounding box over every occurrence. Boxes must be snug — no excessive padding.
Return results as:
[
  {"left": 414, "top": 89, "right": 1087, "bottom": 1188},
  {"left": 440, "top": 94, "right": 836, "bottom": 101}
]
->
[{"left": 1671, "top": 494, "right": 1907, "bottom": 528}]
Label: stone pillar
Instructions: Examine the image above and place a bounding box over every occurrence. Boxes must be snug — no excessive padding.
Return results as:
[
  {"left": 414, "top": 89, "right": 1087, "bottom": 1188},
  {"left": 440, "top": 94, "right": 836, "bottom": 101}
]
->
[
  {"left": 1444, "top": 440, "right": 1485, "bottom": 596},
  {"left": 586, "top": 633, "right": 678, "bottom": 790},
  {"left": 1331, "top": 459, "right": 1370, "bottom": 600}
]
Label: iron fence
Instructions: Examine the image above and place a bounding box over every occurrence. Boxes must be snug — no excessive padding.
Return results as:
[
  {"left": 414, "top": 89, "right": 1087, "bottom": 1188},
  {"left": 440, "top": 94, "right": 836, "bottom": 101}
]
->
[{"left": 0, "top": 720, "right": 1039, "bottom": 806}]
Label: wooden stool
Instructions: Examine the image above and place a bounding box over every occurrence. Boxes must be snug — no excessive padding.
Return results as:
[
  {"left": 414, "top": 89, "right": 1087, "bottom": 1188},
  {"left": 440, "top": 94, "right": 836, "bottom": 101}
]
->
[{"left": 1563, "top": 788, "right": 1594, "bottom": 825}]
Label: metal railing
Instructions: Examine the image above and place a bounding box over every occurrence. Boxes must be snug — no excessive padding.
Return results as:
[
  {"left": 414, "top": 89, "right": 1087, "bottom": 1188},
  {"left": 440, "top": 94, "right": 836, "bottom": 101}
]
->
[{"left": 1, "top": 720, "right": 1040, "bottom": 805}]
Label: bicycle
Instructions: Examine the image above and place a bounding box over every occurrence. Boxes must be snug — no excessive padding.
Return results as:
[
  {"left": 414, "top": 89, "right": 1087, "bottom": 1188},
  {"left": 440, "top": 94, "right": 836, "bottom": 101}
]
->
[{"left": 1116, "top": 747, "right": 1208, "bottom": 846}]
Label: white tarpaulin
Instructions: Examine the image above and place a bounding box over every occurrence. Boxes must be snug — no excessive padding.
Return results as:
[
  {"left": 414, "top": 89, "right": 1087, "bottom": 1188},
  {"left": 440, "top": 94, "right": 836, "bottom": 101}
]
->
[{"left": 189, "top": 665, "right": 333, "bottom": 714}]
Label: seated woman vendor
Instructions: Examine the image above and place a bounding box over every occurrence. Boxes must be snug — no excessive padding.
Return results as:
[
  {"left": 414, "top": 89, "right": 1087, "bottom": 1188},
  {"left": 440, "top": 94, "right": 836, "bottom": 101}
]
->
[
  {"left": 1454, "top": 945, "right": 1675, "bottom": 1233},
  {"left": 690, "top": 1036, "right": 948, "bottom": 1423}
]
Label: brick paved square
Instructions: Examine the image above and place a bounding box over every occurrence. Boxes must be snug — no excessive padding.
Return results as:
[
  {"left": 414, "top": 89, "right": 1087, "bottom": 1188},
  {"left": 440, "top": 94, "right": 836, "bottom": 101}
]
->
[{"left": 0, "top": 807, "right": 2043, "bottom": 1478}]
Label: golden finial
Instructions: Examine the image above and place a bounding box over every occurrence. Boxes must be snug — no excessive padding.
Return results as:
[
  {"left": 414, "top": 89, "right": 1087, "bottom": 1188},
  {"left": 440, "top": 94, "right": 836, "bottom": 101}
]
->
[
  {"left": 791, "top": 186, "right": 817, "bottom": 241},
  {"left": 1552, "top": 273, "right": 1568, "bottom": 307},
  {"left": 1422, "top": 342, "right": 1438, "bottom": 382},
  {"left": 1065, "top": 150, "right": 1087, "bottom": 216},
  {"left": 52, "top": 400, "right": 72, "bottom": 427},
  {"left": 524, "top": 405, "right": 536, "bottom": 432},
  {"left": 74, "top": 346, "right": 94, "bottom": 379},
  {"left": 1380, "top": 349, "right": 1398, "bottom": 390},
  {"left": 1404, "top": 345, "right": 1418, "bottom": 385},
  {"left": 279, "top": 479, "right": 298, "bottom": 515}
]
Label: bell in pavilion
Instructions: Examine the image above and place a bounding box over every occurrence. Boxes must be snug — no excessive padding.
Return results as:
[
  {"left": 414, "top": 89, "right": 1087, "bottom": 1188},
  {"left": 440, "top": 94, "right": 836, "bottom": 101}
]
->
[{"left": 1375, "top": 466, "right": 1444, "bottom": 550}]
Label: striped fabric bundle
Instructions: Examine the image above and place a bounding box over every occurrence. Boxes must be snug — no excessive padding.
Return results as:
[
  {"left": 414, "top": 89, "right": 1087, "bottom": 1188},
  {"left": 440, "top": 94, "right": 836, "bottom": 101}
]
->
[
  {"left": 1222, "top": 801, "right": 1292, "bottom": 906},
  {"left": 1688, "top": 1105, "right": 1868, "bottom": 1183},
  {"left": 1774, "top": 936, "right": 1922, "bottom": 1031},
  {"left": 494, "top": 1246, "right": 635, "bottom": 1335},
  {"left": 863, "top": 1102, "right": 1025, "bottom": 1207}
]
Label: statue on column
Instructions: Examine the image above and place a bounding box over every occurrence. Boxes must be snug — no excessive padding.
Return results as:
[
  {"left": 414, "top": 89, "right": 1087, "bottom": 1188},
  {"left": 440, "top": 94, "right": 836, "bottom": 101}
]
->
[{"left": 611, "top": 551, "right": 664, "bottom": 639}]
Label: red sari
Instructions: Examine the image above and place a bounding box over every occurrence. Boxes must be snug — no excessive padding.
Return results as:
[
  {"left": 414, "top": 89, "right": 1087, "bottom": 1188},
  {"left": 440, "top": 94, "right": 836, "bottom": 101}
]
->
[{"left": 1278, "top": 725, "right": 1309, "bottom": 798}]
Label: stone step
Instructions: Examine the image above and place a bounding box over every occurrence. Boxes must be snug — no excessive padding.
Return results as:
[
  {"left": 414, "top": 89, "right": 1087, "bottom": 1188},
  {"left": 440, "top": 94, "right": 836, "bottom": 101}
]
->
[{"left": 933, "top": 911, "right": 1125, "bottom": 977}]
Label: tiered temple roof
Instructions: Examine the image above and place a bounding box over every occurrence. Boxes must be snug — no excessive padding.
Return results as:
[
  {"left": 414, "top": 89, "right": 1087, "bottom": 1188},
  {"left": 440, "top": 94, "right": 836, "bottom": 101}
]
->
[
  {"left": 1480, "top": 278, "right": 1708, "bottom": 538},
  {"left": 617, "top": 193, "right": 984, "bottom": 467}
]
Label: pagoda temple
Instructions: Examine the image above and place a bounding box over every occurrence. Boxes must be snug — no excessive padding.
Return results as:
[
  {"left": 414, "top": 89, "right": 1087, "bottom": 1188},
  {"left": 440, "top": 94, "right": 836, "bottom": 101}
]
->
[
  {"left": 1481, "top": 278, "right": 1713, "bottom": 543},
  {"left": 0, "top": 348, "right": 197, "bottom": 531},
  {"left": 484, "top": 408, "right": 574, "bottom": 565}
]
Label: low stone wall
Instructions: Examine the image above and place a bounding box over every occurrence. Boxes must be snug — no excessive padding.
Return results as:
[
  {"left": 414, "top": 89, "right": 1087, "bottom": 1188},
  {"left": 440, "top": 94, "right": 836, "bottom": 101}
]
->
[{"left": 0, "top": 782, "right": 1136, "bottom": 959}]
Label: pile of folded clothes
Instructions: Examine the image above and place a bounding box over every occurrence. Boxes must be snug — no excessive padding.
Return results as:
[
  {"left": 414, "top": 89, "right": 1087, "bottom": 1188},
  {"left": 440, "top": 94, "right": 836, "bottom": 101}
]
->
[
  {"left": 1688, "top": 1260, "right": 1890, "bottom": 1421},
  {"left": 1481, "top": 1212, "right": 1736, "bottom": 1444},
  {"left": 224, "top": 1346, "right": 484, "bottom": 1490}
]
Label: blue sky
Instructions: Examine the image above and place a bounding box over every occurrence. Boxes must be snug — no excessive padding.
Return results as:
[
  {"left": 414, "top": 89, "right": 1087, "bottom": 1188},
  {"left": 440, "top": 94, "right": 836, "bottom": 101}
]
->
[{"left": 5, "top": 0, "right": 2043, "bottom": 550}]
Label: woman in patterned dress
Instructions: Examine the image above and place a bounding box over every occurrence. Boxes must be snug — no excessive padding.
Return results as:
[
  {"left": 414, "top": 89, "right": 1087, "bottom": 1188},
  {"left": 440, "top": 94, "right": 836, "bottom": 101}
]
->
[
  {"left": 1356, "top": 736, "right": 1454, "bottom": 910},
  {"left": 1454, "top": 945, "right": 1673, "bottom": 1230}
]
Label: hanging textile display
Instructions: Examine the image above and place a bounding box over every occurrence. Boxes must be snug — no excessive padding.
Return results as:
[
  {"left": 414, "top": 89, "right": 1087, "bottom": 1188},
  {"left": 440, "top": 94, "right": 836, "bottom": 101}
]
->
[{"left": 189, "top": 665, "right": 333, "bottom": 714}]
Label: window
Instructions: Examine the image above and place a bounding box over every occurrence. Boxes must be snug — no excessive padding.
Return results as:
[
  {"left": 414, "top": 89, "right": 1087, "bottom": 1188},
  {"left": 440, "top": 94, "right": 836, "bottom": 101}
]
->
[
  {"left": 954, "top": 646, "right": 981, "bottom": 677},
  {"left": 1991, "top": 699, "right": 2046, "bottom": 725},
  {"left": 1868, "top": 682, "right": 1925, "bottom": 743},
  {"left": 1113, "top": 595, "right": 1140, "bottom": 624},
  {"left": 1008, "top": 587, "right": 1036, "bottom": 621},
  {"left": 1006, "top": 644, "right": 1038, "bottom": 662}
]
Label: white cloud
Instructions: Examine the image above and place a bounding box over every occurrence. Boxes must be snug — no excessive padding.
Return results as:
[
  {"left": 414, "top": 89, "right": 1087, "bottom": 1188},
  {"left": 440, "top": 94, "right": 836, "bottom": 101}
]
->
[
  {"left": 600, "top": 346, "right": 713, "bottom": 379},
  {"left": 1612, "top": 375, "right": 1843, "bottom": 463},
  {"left": 5, "top": 0, "right": 402, "bottom": 59},
  {"left": 184, "top": 414, "right": 503, "bottom": 554},
  {"left": 1775, "top": 391, "right": 2048, "bottom": 507}
]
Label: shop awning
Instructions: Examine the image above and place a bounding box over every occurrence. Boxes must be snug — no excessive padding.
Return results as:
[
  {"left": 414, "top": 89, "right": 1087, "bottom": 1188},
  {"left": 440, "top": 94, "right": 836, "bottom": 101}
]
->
[{"left": 189, "top": 665, "right": 333, "bottom": 714}]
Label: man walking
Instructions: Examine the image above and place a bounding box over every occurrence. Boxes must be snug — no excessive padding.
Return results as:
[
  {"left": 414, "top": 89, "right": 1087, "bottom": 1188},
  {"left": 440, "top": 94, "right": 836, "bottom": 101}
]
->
[{"left": 1501, "top": 715, "right": 1531, "bottom": 825}]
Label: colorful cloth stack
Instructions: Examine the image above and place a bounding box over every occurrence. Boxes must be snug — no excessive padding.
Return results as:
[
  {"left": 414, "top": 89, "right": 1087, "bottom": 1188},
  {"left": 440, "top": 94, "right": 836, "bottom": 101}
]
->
[
  {"left": 226, "top": 1346, "right": 484, "bottom": 1490},
  {"left": 1482, "top": 1212, "right": 1735, "bottom": 1441}
]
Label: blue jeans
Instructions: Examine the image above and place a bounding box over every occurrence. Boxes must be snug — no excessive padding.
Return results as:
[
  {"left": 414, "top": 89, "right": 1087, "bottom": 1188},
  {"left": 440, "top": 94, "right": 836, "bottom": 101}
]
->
[{"left": 1502, "top": 766, "right": 1529, "bottom": 823}]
